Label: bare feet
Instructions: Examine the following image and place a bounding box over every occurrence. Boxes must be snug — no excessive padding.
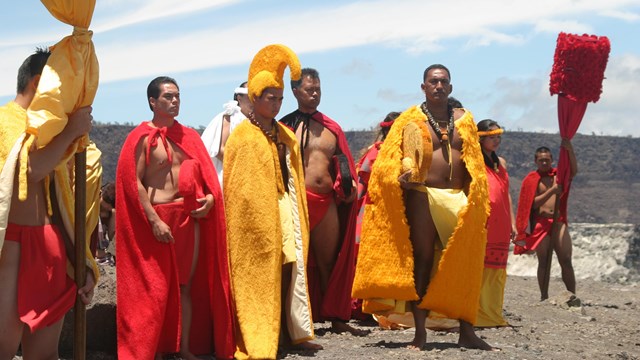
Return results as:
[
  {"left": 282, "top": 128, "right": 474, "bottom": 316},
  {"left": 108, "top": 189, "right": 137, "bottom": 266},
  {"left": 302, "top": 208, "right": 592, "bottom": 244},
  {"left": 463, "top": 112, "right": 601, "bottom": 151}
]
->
[
  {"left": 290, "top": 341, "right": 324, "bottom": 351},
  {"left": 331, "top": 320, "right": 371, "bottom": 336},
  {"left": 407, "top": 328, "right": 426, "bottom": 350},
  {"left": 178, "top": 350, "right": 200, "bottom": 360},
  {"left": 458, "top": 320, "right": 495, "bottom": 351}
]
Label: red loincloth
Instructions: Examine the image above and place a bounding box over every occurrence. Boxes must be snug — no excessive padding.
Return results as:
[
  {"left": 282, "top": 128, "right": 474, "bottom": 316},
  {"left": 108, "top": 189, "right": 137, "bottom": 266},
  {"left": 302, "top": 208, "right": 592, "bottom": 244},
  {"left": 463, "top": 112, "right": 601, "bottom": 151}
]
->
[
  {"left": 515, "top": 168, "right": 567, "bottom": 255},
  {"left": 153, "top": 202, "right": 195, "bottom": 285},
  {"left": 5, "top": 223, "right": 76, "bottom": 332},
  {"left": 116, "top": 121, "right": 234, "bottom": 360},
  {"left": 523, "top": 216, "right": 554, "bottom": 252},
  {"left": 294, "top": 111, "right": 358, "bottom": 322},
  {"left": 306, "top": 190, "right": 333, "bottom": 230}
]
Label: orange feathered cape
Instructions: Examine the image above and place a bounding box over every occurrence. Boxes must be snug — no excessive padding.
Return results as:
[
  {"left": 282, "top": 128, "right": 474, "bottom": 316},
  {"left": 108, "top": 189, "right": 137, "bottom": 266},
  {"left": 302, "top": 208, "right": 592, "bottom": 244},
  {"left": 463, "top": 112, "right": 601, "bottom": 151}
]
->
[
  {"left": 352, "top": 105, "right": 489, "bottom": 324},
  {"left": 116, "top": 121, "right": 234, "bottom": 359},
  {"left": 224, "top": 120, "right": 314, "bottom": 359}
]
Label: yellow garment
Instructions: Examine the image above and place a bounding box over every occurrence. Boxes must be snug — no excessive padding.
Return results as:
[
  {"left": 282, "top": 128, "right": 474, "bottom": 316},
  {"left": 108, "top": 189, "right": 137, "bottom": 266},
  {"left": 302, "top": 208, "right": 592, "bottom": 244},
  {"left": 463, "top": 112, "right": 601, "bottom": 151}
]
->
[
  {"left": 0, "top": 102, "right": 29, "bottom": 251},
  {"left": 27, "top": 0, "right": 98, "bottom": 148},
  {"left": 352, "top": 105, "right": 489, "bottom": 325},
  {"left": 279, "top": 191, "right": 297, "bottom": 264},
  {"left": 476, "top": 268, "right": 509, "bottom": 327},
  {"left": 363, "top": 187, "right": 467, "bottom": 329},
  {"left": 224, "top": 121, "right": 313, "bottom": 359}
]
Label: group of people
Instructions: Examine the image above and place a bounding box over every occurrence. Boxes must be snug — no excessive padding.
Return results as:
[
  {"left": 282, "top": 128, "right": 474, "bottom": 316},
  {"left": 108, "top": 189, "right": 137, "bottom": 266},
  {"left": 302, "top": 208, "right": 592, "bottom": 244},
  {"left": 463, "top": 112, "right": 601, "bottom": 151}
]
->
[{"left": 0, "top": 44, "right": 579, "bottom": 360}]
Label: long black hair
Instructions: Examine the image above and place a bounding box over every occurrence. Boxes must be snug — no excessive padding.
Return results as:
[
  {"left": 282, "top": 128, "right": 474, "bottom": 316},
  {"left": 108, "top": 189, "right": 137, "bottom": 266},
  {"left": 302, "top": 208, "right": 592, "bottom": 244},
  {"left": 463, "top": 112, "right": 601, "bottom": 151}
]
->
[{"left": 477, "top": 119, "right": 501, "bottom": 171}]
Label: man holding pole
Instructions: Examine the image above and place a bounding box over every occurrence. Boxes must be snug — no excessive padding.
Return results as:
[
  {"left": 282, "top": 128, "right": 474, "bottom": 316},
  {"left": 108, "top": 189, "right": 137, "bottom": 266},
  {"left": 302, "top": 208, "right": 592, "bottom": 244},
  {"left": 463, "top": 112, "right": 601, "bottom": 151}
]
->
[
  {"left": 515, "top": 141, "right": 578, "bottom": 301},
  {"left": 0, "top": 48, "right": 96, "bottom": 360}
]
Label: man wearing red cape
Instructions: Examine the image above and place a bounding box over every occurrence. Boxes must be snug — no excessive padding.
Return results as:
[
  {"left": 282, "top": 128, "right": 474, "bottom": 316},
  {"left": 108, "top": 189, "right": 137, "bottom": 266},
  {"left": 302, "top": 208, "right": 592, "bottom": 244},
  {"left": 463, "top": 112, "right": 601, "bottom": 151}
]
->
[
  {"left": 280, "top": 68, "right": 366, "bottom": 336},
  {"left": 515, "top": 32, "right": 609, "bottom": 301},
  {"left": 515, "top": 142, "right": 578, "bottom": 301},
  {"left": 116, "top": 77, "right": 234, "bottom": 360}
]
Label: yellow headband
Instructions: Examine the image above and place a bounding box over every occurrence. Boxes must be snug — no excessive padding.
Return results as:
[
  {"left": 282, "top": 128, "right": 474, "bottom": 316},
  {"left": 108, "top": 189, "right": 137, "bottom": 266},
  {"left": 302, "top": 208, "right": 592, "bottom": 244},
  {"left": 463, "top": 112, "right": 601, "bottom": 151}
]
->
[
  {"left": 478, "top": 128, "right": 504, "bottom": 137},
  {"left": 247, "top": 44, "right": 301, "bottom": 102}
]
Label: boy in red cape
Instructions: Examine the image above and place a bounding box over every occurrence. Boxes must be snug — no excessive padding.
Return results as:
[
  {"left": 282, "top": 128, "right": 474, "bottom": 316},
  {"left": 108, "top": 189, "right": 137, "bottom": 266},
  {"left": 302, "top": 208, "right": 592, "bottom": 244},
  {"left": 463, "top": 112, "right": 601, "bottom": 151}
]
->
[
  {"left": 116, "top": 76, "right": 234, "bottom": 360},
  {"left": 515, "top": 143, "right": 578, "bottom": 300},
  {"left": 280, "top": 68, "right": 365, "bottom": 336}
]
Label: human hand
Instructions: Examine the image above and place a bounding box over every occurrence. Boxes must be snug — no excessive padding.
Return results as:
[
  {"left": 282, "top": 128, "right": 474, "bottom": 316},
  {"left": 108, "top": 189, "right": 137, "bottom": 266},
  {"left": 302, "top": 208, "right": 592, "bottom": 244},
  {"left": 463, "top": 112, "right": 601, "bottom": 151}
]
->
[
  {"left": 560, "top": 138, "right": 573, "bottom": 151},
  {"left": 65, "top": 106, "right": 93, "bottom": 140},
  {"left": 191, "top": 194, "right": 214, "bottom": 218},
  {"left": 78, "top": 270, "right": 96, "bottom": 305},
  {"left": 398, "top": 170, "right": 423, "bottom": 191},
  {"left": 152, "top": 219, "right": 174, "bottom": 243}
]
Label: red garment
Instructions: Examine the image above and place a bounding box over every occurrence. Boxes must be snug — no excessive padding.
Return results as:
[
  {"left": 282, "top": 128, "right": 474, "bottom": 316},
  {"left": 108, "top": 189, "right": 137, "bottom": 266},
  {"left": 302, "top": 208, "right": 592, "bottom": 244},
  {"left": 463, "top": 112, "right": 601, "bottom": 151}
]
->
[
  {"left": 484, "top": 164, "right": 511, "bottom": 269},
  {"left": 355, "top": 142, "right": 381, "bottom": 244},
  {"left": 116, "top": 121, "right": 234, "bottom": 359},
  {"left": 306, "top": 190, "right": 333, "bottom": 230},
  {"left": 524, "top": 216, "right": 554, "bottom": 252},
  {"left": 293, "top": 111, "right": 358, "bottom": 322},
  {"left": 515, "top": 168, "right": 566, "bottom": 255},
  {"left": 154, "top": 202, "right": 196, "bottom": 285},
  {"left": 5, "top": 223, "right": 76, "bottom": 332}
]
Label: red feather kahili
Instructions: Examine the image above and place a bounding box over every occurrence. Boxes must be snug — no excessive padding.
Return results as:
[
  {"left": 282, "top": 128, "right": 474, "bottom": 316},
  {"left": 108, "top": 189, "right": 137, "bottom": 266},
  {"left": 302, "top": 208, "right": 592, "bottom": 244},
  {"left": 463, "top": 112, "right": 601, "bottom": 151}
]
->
[{"left": 549, "top": 32, "right": 610, "bottom": 103}]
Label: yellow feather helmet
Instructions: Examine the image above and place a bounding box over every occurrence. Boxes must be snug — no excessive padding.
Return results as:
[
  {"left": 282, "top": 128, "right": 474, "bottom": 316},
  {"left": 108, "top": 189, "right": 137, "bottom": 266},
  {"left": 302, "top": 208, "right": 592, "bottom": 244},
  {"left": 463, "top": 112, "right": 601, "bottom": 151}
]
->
[{"left": 247, "top": 44, "right": 301, "bottom": 102}]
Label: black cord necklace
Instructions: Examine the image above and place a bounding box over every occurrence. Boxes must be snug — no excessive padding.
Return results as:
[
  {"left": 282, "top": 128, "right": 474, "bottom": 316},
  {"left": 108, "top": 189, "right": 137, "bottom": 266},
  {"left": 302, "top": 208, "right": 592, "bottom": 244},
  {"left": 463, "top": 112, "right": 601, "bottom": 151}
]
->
[
  {"left": 421, "top": 101, "right": 454, "bottom": 181},
  {"left": 421, "top": 102, "right": 453, "bottom": 143},
  {"left": 249, "top": 113, "right": 284, "bottom": 150}
]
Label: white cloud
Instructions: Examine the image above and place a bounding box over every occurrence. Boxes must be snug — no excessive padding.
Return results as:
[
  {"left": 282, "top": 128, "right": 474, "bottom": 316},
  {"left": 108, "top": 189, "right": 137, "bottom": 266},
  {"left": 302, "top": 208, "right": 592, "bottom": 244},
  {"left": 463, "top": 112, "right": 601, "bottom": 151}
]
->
[
  {"left": 600, "top": 9, "right": 640, "bottom": 21},
  {"left": 92, "top": 0, "right": 243, "bottom": 33},
  {"left": 533, "top": 19, "right": 593, "bottom": 35}
]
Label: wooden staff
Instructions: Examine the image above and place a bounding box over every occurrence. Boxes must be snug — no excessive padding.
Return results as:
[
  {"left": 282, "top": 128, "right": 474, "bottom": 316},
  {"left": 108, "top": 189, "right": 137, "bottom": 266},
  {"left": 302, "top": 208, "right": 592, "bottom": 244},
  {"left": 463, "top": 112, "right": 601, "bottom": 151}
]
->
[{"left": 74, "top": 150, "right": 87, "bottom": 360}]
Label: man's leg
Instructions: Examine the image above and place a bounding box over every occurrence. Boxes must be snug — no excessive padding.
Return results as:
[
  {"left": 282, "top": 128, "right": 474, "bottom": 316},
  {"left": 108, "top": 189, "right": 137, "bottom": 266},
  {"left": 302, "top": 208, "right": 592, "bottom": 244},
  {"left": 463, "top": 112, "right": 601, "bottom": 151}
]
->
[
  {"left": 310, "top": 200, "right": 340, "bottom": 294},
  {"left": 535, "top": 234, "right": 552, "bottom": 301},
  {"left": 20, "top": 317, "right": 64, "bottom": 360},
  {"left": 0, "top": 241, "right": 22, "bottom": 359},
  {"left": 554, "top": 223, "right": 576, "bottom": 294},
  {"left": 310, "top": 200, "right": 368, "bottom": 336},
  {"left": 404, "top": 189, "right": 435, "bottom": 350},
  {"left": 179, "top": 222, "right": 200, "bottom": 360}
]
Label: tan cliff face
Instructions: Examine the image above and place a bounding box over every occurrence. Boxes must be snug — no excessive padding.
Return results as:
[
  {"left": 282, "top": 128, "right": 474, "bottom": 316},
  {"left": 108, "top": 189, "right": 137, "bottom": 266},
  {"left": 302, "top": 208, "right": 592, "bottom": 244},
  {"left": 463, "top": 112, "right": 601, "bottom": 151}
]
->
[{"left": 91, "top": 125, "right": 640, "bottom": 224}]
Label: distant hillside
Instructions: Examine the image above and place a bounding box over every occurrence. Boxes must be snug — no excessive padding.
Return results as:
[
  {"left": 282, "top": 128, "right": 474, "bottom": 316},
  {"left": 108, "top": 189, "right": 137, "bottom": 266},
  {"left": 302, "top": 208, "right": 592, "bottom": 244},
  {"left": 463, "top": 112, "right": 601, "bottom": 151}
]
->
[{"left": 91, "top": 124, "right": 640, "bottom": 224}]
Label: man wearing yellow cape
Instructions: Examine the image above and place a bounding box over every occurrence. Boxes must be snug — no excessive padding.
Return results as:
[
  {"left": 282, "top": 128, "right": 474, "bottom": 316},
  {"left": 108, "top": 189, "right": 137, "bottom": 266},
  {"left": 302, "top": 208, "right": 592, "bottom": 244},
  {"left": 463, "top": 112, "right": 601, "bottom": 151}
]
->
[
  {"left": 0, "top": 49, "right": 95, "bottom": 359},
  {"left": 352, "top": 64, "right": 493, "bottom": 350},
  {"left": 223, "top": 44, "right": 322, "bottom": 359}
]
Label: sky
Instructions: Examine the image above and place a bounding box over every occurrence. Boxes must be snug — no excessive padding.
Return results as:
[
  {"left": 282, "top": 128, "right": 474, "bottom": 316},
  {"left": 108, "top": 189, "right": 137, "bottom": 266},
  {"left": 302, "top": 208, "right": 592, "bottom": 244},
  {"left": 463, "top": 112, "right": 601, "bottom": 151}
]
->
[{"left": 1, "top": 0, "right": 639, "bottom": 137}]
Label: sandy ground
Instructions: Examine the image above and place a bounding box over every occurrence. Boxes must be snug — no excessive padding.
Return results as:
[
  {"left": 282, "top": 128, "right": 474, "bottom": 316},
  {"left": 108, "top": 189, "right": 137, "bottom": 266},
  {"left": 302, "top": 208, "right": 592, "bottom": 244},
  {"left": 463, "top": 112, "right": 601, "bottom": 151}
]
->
[
  {"left": 273, "top": 276, "right": 640, "bottom": 360},
  {"left": 14, "top": 274, "right": 637, "bottom": 360}
]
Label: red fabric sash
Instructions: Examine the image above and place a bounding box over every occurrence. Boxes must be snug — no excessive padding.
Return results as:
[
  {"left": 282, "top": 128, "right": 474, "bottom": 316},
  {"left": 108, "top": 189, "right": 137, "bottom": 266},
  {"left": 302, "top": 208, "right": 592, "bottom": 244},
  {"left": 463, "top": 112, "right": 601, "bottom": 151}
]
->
[{"left": 116, "top": 121, "right": 235, "bottom": 359}]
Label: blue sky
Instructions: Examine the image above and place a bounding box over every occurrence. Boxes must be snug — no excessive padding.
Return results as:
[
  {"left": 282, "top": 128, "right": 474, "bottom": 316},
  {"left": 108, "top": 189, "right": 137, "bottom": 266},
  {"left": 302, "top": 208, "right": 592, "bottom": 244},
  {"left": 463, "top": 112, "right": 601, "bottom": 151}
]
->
[{"left": 1, "top": 0, "right": 639, "bottom": 136}]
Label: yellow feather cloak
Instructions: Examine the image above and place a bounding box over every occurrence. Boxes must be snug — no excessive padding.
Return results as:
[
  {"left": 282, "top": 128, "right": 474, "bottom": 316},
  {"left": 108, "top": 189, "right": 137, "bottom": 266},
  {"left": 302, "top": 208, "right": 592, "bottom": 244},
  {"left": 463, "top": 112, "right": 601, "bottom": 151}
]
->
[
  {"left": 352, "top": 105, "right": 489, "bottom": 324},
  {"left": 223, "top": 120, "right": 314, "bottom": 359}
]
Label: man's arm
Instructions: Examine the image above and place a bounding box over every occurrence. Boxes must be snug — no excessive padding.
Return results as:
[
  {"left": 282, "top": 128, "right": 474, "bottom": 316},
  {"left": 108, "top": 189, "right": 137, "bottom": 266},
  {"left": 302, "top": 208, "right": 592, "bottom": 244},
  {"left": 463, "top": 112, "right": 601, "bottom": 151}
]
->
[
  {"left": 561, "top": 138, "right": 578, "bottom": 179},
  {"left": 27, "top": 106, "right": 93, "bottom": 182},
  {"left": 532, "top": 181, "right": 561, "bottom": 209},
  {"left": 134, "top": 138, "right": 174, "bottom": 243}
]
